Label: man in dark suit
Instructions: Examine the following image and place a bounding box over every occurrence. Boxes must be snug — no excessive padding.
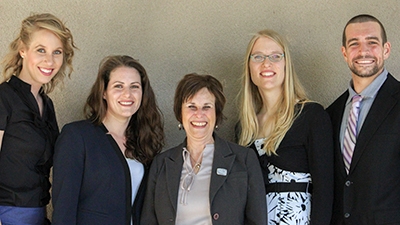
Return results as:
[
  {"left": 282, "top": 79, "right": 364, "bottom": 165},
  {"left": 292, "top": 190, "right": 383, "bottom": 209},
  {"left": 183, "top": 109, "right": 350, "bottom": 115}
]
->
[{"left": 327, "top": 14, "right": 400, "bottom": 224}]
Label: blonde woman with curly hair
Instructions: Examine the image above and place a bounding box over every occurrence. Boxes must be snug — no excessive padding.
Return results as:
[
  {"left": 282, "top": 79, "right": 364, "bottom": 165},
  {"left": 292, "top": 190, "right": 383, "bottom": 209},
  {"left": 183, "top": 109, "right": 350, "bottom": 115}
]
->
[
  {"left": 237, "top": 29, "right": 333, "bottom": 224},
  {"left": 0, "top": 13, "right": 76, "bottom": 224}
]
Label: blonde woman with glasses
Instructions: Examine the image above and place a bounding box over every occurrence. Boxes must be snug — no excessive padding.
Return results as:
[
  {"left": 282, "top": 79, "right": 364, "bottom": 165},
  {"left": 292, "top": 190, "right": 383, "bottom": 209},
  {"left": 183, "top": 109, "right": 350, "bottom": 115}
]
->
[
  {"left": 236, "top": 29, "right": 334, "bottom": 224},
  {"left": 141, "top": 73, "right": 266, "bottom": 225}
]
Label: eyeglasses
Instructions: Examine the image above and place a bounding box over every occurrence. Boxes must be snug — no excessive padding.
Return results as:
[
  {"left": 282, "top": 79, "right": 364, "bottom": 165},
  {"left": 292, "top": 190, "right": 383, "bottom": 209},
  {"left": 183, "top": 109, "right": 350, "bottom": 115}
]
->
[
  {"left": 181, "top": 171, "right": 195, "bottom": 192},
  {"left": 180, "top": 149, "right": 200, "bottom": 205},
  {"left": 250, "top": 53, "right": 285, "bottom": 63},
  {"left": 180, "top": 171, "right": 194, "bottom": 205}
]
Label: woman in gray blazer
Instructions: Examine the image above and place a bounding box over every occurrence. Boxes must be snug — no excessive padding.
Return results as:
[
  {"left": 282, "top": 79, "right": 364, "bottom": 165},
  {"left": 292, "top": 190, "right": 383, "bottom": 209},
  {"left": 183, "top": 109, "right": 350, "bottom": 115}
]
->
[{"left": 141, "top": 73, "right": 266, "bottom": 225}]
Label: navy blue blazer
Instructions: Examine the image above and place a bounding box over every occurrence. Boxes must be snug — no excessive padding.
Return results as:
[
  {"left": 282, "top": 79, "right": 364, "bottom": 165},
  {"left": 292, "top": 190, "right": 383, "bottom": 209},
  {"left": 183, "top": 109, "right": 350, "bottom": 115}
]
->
[
  {"left": 141, "top": 133, "right": 267, "bottom": 225},
  {"left": 52, "top": 120, "right": 147, "bottom": 225},
  {"left": 326, "top": 74, "right": 400, "bottom": 224}
]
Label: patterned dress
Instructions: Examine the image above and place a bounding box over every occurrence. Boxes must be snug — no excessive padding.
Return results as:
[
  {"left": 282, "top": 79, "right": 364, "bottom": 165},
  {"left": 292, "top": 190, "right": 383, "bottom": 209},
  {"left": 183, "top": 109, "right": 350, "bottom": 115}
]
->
[
  {"left": 248, "top": 103, "right": 334, "bottom": 225},
  {"left": 254, "top": 139, "right": 311, "bottom": 225}
]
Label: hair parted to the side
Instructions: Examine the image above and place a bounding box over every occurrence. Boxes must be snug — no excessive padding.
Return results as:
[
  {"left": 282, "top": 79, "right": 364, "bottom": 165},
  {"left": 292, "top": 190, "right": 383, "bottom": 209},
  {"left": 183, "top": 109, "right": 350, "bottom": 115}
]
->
[
  {"left": 342, "top": 14, "right": 387, "bottom": 47},
  {"left": 84, "top": 55, "right": 164, "bottom": 164},
  {"left": 1, "top": 13, "right": 77, "bottom": 93},
  {"left": 173, "top": 73, "right": 226, "bottom": 126},
  {"left": 237, "top": 29, "right": 309, "bottom": 156}
]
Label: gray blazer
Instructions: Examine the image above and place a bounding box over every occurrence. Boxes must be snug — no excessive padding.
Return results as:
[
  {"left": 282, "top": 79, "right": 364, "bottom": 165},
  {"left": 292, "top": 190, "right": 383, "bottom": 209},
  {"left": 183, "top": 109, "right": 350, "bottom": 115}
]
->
[{"left": 141, "top": 133, "right": 267, "bottom": 225}]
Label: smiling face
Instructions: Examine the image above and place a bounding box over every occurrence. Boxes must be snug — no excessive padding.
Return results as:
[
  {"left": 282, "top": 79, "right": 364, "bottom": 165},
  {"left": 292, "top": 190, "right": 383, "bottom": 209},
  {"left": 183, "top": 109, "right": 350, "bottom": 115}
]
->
[
  {"left": 19, "top": 29, "right": 64, "bottom": 90},
  {"left": 103, "top": 66, "right": 142, "bottom": 122},
  {"left": 249, "top": 36, "right": 285, "bottom": 93},
  {"left": 181, "top": 87, "right": 216, "bottom": 143},
  {"left": 342, "top": 21, "right": 390, "bottom": 79}
]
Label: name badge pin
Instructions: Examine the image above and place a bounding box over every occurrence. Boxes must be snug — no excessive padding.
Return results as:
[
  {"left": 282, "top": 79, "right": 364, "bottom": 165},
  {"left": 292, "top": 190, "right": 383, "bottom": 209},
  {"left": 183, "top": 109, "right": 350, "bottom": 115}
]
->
[{"left": 216, "top": 168, "right": 227, "bottom": 176}]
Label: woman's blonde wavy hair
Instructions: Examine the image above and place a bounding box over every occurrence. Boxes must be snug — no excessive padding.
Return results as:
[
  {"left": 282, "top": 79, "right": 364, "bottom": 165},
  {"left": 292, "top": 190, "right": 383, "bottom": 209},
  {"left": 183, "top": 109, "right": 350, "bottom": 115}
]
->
[
  {"left": 238, "top": 29, "right": 308, "bottom": 155},
  {"left": 1, "top": 13, "right": 77, "bottom": 93}
]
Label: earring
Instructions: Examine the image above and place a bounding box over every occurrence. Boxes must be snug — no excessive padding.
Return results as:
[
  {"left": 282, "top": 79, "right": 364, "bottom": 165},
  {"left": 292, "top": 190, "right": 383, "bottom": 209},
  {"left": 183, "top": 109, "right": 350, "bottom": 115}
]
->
[
  {"left": 178, "top": 124, "right": 182, "bottom": 130},
  {"left": 215, "top": 125, "right": 219, "bottom": 130},
  {"left": 21, "top": 55, "right": 24, "bottom": 59}
]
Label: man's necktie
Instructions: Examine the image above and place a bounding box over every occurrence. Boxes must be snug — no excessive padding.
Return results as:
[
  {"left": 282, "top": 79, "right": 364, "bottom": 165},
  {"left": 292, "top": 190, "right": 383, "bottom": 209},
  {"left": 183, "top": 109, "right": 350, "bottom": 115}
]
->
[{"left": 343, "top": 95, "right": 363, "bottom": 174}]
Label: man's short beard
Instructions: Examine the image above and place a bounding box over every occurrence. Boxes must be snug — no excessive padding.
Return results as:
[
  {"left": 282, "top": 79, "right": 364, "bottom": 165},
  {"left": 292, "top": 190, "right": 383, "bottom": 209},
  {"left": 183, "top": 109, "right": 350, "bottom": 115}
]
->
[{"left": 349, "top": 63, "right": 383, "bottom": 78}]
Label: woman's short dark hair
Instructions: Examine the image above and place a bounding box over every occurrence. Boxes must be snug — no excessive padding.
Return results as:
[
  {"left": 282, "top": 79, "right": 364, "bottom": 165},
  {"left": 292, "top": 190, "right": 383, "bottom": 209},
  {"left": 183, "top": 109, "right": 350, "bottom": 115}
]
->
[
  {"left": 85, "top": 55, "right": 164, "bottom": 164},
  {"left": 174, "top": 73, "right": 226, "bottom": 126}
]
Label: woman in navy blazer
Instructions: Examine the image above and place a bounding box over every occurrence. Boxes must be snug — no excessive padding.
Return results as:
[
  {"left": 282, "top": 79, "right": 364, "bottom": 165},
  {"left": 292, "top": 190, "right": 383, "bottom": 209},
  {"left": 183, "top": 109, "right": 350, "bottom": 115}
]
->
[
  {"left": 52, "top": 55, "right": 164, "bottom": 225},
  {"left": 141, "top": 73, "right": 266, "bottom": 225}
]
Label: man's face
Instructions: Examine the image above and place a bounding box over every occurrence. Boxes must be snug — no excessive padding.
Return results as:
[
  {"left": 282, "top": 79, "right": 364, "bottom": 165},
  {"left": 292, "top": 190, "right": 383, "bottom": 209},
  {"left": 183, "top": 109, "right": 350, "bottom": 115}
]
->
[{"left": 342, "top": 21, "right": 390, "bottom": 79}]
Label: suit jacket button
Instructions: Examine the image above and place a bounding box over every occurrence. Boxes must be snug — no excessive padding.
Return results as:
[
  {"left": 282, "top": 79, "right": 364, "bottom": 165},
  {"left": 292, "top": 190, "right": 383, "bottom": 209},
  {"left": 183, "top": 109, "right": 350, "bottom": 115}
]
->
[
  {"left": 344, "top": 213, "right": 350, "bottom": 218},
  {"left": 345, "top": 180, "right": 351, "bottom": 186},
  {"left": 213, "top": 213, "right": 219, "bottom": 220}
]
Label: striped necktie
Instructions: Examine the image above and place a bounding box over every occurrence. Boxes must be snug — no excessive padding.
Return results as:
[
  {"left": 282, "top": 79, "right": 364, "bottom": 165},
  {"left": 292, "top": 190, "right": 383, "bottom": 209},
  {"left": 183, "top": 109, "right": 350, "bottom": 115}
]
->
[{"left": 343, "top": 95, "right": 363, "bottom": 174}]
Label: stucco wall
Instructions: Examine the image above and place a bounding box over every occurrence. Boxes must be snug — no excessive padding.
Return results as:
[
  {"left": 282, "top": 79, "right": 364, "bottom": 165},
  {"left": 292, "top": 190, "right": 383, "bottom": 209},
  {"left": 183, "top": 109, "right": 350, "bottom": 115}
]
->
[
  {"left": 1, "top": 0, "right": 399, "bottom": 218},
  {"left": 2, "top": 0, "right": 399, "bottom": 147}
]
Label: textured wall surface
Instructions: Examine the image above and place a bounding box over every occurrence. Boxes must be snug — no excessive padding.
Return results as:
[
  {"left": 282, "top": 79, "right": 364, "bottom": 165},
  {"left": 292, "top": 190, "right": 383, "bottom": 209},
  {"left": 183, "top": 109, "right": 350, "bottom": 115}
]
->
[
  {"left": 1, "top": 0, "right": 399, "bottom": 147},
  {"left": 1, "top": 0, "right": 399, "bottom": 218}
]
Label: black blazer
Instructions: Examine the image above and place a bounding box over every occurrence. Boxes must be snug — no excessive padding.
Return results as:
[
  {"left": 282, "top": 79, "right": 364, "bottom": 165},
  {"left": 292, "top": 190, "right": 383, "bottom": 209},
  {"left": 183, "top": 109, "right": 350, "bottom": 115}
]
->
[
  {"left": 141, "top": 133, "right": 267, "bottom": 225},
  {"left": 52, "top": 120, "right": 147, "bottom": 225},
  {"left": 326, "top": 74, "right": 400, "bottom": 224}
]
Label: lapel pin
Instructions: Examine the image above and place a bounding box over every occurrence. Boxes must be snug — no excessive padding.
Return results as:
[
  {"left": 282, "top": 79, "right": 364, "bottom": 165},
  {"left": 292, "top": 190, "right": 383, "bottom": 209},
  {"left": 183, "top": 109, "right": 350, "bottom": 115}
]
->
[{"left": 216, "top": 168, "right": 227, "bottom": 176}]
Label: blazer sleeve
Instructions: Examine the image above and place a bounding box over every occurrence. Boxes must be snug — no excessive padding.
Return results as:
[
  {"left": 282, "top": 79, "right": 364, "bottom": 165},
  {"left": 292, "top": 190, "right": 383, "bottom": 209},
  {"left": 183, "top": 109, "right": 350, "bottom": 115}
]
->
[
  {"left": 307, "top": 105, "right": 334, "bottom": 224},
  {"left": 52, "top": 124, "right": 85, "bottom": 225},
  {"left": 140, "top": 155, "right": 160, "bottom": 225},
  {"left": 245, "top": 147, "right": 268, "bottom": 225}
]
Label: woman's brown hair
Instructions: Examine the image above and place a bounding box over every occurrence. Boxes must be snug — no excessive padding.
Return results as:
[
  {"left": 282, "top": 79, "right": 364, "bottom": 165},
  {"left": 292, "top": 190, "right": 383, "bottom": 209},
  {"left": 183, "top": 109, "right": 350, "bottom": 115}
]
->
[
  {"left": 85, "top": 55, "right": 164, "bottom": 164},
  {"left": 174, "top": 73, "right": 226, "bottom": 126}
]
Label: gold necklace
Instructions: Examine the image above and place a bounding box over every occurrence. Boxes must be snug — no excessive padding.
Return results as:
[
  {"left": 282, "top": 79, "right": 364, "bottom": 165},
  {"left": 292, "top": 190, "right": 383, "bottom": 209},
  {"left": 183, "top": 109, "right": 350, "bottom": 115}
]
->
[
  {"left": 190, "top": 153, "right": 202, "bottom": 174},
  {"left": 193, "top": 162, "right": 201, "bottom": 174}
]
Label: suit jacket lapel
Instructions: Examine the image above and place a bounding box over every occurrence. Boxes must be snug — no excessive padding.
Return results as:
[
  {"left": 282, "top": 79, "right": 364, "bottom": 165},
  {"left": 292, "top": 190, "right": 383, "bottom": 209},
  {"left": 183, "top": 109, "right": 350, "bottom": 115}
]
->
[
  {"left": 209, "top": 134, "right": 235, "bottom": 204},
  {"left": 330, "top": 91, "right": 349, "bottom": 177},
  {"left": 350, "top": 75, "right": 399, "bottom": 173},
  {"left": 165, "top": 143, "right": 185, "bottom": 213}
]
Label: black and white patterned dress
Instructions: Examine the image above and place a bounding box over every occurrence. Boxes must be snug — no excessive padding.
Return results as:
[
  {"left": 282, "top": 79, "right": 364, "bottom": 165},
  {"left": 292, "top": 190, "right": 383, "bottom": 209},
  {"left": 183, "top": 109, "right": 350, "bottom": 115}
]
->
[
  {"left": 248, "top": 103, "right": 334, "bottom": 225},
  {"left": 254, "top": 139, "right": 311, "bottom": 225}
]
